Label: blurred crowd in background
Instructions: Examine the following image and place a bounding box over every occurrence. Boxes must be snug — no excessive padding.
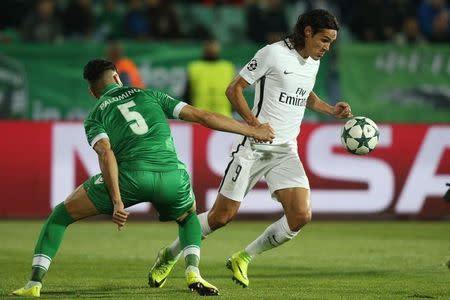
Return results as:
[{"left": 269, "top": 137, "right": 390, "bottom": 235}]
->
[
  {"left": 1, "top": 0, "right": 450, "bottom": 45},
  {"left": 1, "top": 0, "right": 450, "bottom": 122}
]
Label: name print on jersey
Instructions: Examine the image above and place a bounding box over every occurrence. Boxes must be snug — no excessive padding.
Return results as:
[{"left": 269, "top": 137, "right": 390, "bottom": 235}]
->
[
  {"left": 278, "top": 87, "right": 308, "bottom": 107},
  {"left": 100, "top": 88, "right": 140, "bottom": 110}
]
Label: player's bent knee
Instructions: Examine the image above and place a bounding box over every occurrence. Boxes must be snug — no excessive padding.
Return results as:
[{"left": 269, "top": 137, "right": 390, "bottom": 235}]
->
[
  {"left": 50, "top": 203, "right": 76, "bottom": 227},
  {"left": 215, "top": 215, "right": 233, "bottom": 228},
  {"left": 208, "top": 197, "right": 239, "bottom": 230},
  {"left": 288, "top": 211, "right": 312, "bottom": 231},
  {"left": 176, "top": 207, "right": 196, "bottom": 224},
  {"left": 208, "top": 211, "right": 233, "bottom": 229},
  {"left": 299, "top": 210, "right": 312, "bottom": 225}
]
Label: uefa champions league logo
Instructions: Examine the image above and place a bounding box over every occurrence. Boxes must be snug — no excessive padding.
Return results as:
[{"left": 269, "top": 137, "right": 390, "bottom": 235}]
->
[{"left": 247, "top": 59, "right": 257, "bottom": 71}]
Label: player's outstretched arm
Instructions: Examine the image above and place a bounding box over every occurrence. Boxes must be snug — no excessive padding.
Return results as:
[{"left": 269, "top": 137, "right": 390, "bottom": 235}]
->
[
  {"left": 225, "top": 75, "right": 260, "bottom": 126},
  {"left": 179, "top": 104, "right": 274, "bottom": 143},
  {"left": 306, "top": 91, "right": 353, "bottom": 119},
  {"left": 93, "top": 138, "right": 129, "bottom": 230}
]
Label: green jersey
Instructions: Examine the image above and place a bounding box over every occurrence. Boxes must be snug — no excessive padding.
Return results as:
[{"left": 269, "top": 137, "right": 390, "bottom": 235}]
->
[{"left": 84, "top": 84, "right": 187, "bottom": 171}]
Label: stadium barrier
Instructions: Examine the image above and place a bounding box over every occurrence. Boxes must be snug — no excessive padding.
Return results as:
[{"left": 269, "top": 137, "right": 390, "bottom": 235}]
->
[
  {"left": 3, "top": 42, "right": 450, "bottom": 122},
  {"left": 0, "top": 42, "right": 328, "bottom": 120},
  {"left": 1, "top": 121, "right": 449, "bottom": 219},
  {"left": 339, "top": 44, "right": 450, "bottom": 122}
]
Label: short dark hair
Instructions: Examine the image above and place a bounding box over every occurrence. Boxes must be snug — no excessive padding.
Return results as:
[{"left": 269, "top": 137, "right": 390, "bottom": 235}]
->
[
  {"left": 83, "top": 59, "right": 117, "bottom": 85},
  {"left": 289, "top": 9, "right": 339, "bottom": 48}
]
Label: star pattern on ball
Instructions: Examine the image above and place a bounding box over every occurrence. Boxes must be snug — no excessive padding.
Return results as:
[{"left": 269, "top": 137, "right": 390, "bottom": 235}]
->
[
  {"left": 353, "top": 117, "right": 370, "bottom": 130},
  {"left": 341, "top": 117, "right": 379, "bottom": 155},
  {"left": 341, "top": 126, "right": 352, "bottom": 143},
  {"left": 354, "top": 133, "right": 371, "bottom": 149}
]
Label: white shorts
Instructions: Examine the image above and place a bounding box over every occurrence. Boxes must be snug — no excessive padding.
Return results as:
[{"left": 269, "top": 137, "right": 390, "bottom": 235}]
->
[{"left": 219, "top": 138, "right": 310, "bottom": 202}]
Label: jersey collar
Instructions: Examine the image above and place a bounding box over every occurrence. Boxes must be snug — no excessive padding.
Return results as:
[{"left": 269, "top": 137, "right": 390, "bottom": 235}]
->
[
  {"left": 100, "top": 83, "right": 121, "bottom": 97},
  {"left": 284, "top": 38, "right": 307, "bottom": 61}
]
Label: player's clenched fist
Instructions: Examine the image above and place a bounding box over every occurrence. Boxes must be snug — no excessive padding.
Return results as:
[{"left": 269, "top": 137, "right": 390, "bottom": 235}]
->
[
  {"left": 332, "top": 101, "right": 353, "bottom": 119},
  {"left": 251, "top": 123, "right": 274, "bottom": 143},
  {"left": 113, "top": 202, "right": 129, "bottom": 231}
]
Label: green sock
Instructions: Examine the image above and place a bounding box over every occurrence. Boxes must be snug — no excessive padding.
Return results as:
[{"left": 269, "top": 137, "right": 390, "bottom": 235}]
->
[
  {"left": 30, "top": 268, "right": 47, "bottom": 283},
  {"left": 185, "top": 254, "right": 200, "bottom": 269},
  {"left": 178, "top": 212, "right": 201, "bottom": 250},
  {"left": 31, "top": 203, "right": 74, "bottom": 282},
  {"left": 178, "top": 212, "right": 201, "bottom": 274}
]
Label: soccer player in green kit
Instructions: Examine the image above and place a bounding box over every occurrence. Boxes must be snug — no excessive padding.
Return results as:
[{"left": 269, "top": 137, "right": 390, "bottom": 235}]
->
[{"left": 11, "top": 59, "right": 274, "bottom": 297}]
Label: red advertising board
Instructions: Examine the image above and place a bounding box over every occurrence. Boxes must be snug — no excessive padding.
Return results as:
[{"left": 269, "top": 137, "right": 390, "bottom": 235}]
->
[
  {"left": 0, "top": 122, "right": 52, "bottom": 217},
  {"left": 0, "top": 121, "right": 449, "bottom": 218}
]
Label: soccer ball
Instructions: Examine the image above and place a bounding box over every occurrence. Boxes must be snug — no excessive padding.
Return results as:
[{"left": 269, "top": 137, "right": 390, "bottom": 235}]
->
[{"left": 341, "top": 116, "right": 379, "bottom": 155}]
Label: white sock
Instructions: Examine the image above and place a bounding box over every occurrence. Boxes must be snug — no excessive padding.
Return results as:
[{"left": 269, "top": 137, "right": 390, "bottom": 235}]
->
[
  {"left": 183, "top": 245, "right": 201, "bottom": 259},
  {"left": 168, "top": 211, "right": 212, "bottom": 258},
  {"left": 198, "top": 211, "right": 212, "bottom": 237},
  {"left": 32, "top": 254, "right": 51, "bottom": 272},
  {"left": 245, "top": 215, "right": 300, "bottom": 258}
]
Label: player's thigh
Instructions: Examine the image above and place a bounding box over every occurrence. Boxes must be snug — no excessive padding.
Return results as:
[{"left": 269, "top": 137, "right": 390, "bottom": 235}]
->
[
  {"left": 64, "top": 184, "right": 99, "bottom": 220},
  {"left": 83, "top": 173, "right": 117, "bottom": 215},
  {"left": 144, "top": 169, "right": 196, "bottom": 222},
  {"left": 83, "top": 170, "right": 150, "bottom": 216},
  {"left": 218, "top": 150, "right": 265, "bottom": 202},
  {"left": 266, "top": 153, "right": 310, "bottom": 199},
  {"left": 266, "top": 153, "right": 311, "bottom": 218}
]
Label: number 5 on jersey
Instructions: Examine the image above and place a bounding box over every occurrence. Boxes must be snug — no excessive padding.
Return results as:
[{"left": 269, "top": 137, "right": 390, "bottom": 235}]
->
[{"left": 117, "top": 100, "right": 149, "bottom": 135}]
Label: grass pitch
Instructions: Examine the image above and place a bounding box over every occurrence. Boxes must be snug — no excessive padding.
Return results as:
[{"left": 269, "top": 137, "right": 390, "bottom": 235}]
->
[{"left": 1, "top": 220, "right": 449, "bottom": 299}]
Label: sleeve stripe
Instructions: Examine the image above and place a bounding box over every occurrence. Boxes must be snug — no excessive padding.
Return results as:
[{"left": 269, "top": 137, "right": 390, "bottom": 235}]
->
[
  {"left": 173, "top": 102, "right": 188, "bottom": 119},
  {"left": 90, "top": 133, "right": 109, "bottom": 148}
]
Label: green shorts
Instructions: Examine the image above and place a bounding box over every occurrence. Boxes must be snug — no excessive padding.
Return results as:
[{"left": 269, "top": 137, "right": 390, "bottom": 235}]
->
[{"left": 83, "top": 169, "right": 195, "bottom": 221}]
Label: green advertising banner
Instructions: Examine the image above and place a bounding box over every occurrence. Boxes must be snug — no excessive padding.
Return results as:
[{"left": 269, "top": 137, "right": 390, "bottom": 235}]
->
[
  {"left": 0, "top": 41, "right": 329, "bottom": 120},
  {"left": 0, "top": 54, "right": 28, "bottom": 118},
  {"left": 339, "top": 44, "right": 450, "bottom": 123}
]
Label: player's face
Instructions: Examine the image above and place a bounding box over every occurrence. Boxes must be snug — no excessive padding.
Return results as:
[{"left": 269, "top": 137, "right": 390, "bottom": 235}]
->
[{"left": 305, "top": 28, "right": 337, "bottom": 60}]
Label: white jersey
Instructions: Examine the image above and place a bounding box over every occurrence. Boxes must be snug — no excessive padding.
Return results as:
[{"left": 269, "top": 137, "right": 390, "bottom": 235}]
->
[{"left": 239, "top": 38, "right": 320, "bottom": 150}]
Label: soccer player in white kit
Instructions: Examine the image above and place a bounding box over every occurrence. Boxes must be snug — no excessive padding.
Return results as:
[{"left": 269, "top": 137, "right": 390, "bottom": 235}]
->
[{"left": 149, "top": 9, "right": 353, "bottom": 288}]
